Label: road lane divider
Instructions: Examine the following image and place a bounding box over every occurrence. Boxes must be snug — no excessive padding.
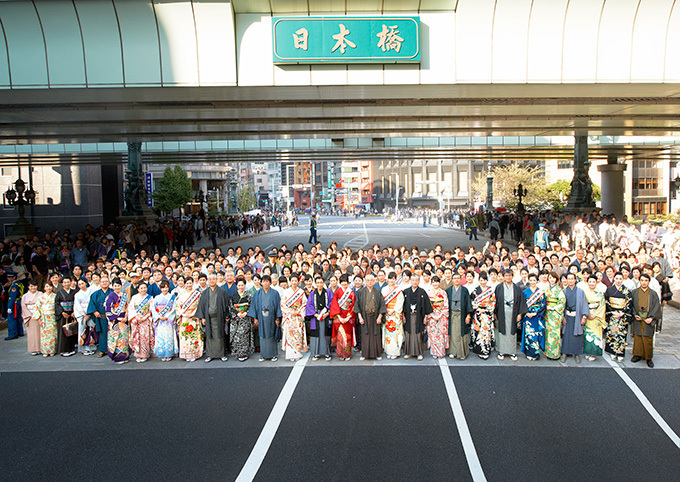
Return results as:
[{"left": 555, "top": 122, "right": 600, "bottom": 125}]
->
[
  {"left": 605, "top": 356, "right": 680, "bottom": 450},
  {"left": 235, "top": 355, "right": 308, "bottom": 482},
  {"left": 438, "top": 358, "right": 487, "bottom": 482}
]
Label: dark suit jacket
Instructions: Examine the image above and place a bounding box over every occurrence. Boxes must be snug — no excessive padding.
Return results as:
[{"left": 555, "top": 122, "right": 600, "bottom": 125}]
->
[
  {"left": 493, "top": 282, "right": 528, "bottom": 335},
  {"left": 445, "top": 285, "right": 473, "bottom": 338},
  {"left": 196, "top": 286, "right": 231, "bottom": 339},
  {"left": 353, "top": 286, "right": 387, "bottom": 335}
]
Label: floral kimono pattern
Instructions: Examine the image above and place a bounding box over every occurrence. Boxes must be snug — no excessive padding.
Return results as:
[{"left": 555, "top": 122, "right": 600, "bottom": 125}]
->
[
  {"left": 151, "top": 293, "right": 179, "bottom": 358},
  {"left": 521, "top": 287, "right": 546, "bottom": 359},
  {"left": 583, "top": 288, "right": 606, "bottom": 356},
  {"left": 281, "top": 288, "right": 308, "bottom": 360},
  {"left": 105, "top": 291, "right": 130, "bottom": 362},
  {"left": 605, "top": 285, "right": 631, "bottom": 357},
  {"left": 128, "top": 294, "right": 154, "bottom": 359},
  {"left": 426, "top": 288, "right": 449, "bottom": 358},
  {"left": 543, "top": 284, "right": 566, "bottom": 359},
  {"left": 177, "top": 289, "right": 203, "bottom": 360},
  {"left": 382, "top": 285, "right": 405, "bottom": 357},
  {"left": 470, "top": 286, "right": 495, "bottom": 358},
  {"left": 229, "top": 291, "right": 255, "bottom": 358},
  {"left": 34, "top": 292, "right": 57, "bottom": 355}
]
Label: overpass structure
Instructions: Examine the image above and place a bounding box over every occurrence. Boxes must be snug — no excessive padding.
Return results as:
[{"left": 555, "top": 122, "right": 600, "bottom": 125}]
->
[{"left": 0, "top": 0, "right": 679, "bottom": 232}]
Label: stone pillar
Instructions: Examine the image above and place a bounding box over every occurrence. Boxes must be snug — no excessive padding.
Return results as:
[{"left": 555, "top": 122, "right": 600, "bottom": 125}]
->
[
  {"left": 565, "top": 135, "right": 596, "bottom": 212},
  {"left": 485, "top": 174, "right": 493, "bottom": 211},
  {"left": 597, "top": 152, "right": 627, "bottom": 220},
  {"left": 119, "top": 141, "right": 157, "bottom": 224}
]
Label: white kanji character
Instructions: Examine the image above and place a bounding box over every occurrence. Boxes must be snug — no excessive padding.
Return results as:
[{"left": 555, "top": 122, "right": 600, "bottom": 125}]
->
[
  {"left": 293, "top": 28, "right": 309, "bottom": 51},
  {"left": 376, "top": 24, "right": 404, "bottom": 53},
  {"left": 331, "top": 24, "right": 356, "bottom": 54}
]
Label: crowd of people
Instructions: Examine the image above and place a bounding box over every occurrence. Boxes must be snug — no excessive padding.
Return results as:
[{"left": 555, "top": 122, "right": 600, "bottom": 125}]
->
[{"left": 1, "top": 212, "right": 677, "bottom": 369}]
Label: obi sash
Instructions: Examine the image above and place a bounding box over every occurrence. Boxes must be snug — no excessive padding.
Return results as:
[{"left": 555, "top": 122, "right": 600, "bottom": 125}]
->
[
  {"left": 179, "top": 289, "right": 201, "bottom": 316},
  {"left": 284, "top": 288, "right": 304, "bottom": 309},
  {"left": 383, "top": 287, "right": 401, "bottom": 305},
  {"left": 111, "top": 293, "right": 128, "bottom": 317},
  {"left": 338, "top": 288, "right": 352, "bottom": 309},
  {"left": 156, "top": 294, "right": 176, "bottom": 317}
]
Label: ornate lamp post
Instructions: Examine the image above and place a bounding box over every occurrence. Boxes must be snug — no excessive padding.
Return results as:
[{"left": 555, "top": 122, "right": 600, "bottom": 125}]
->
[
  {"left": 513, "top": 183, "right": 528, "bottom": 215},
  {"left": 5, "top": 177, "right": 37, "bottom": 237}
]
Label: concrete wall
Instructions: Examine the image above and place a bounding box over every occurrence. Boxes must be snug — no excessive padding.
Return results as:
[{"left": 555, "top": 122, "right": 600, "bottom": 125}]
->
[{"left": 0, "top": 164, "right": 103, "bottom": 236}]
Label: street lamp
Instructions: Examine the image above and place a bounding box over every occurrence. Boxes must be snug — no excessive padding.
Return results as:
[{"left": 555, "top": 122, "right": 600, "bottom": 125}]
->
[
  {"left": 670, "top": 175, "right": 680, "bottom": 200},
  {"left": 5, "top": 176, "right": 37, "bottom": 237},
  {"left": 513, "top": 183, "right": 528, "bottom": 215}
]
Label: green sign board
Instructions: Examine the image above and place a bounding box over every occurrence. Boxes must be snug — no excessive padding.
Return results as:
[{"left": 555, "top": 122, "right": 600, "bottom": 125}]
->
[{"left": 272, "top": 16, "right": 420, "bottom": 64}]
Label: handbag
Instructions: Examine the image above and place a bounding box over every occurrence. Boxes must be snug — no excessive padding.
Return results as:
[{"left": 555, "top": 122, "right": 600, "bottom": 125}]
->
[
  {"left": 275, "top": 324, "right": 283, "bottom": 342},
  {"left": 63, "top": 319, "right": 79, "bottom": 337},
  {"left": 421, "top": 329, "right": 428, "bottom": 344}
]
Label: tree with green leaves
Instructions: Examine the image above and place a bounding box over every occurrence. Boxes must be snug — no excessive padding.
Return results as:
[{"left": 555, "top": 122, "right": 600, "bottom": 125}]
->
[
  {"left": 153, "top": 165, "right": 192, "bottom": 216},
  {"left": 472, "top": 163, "right": 601, "bottom": 212},
  {"left": 237, "top": 184, "right": 257, "bottom": 212}
]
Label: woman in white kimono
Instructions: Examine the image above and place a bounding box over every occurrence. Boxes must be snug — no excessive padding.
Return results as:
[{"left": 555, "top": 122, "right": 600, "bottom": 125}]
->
[{"left": 73, "top": 278, "right": 95, "bottom": 355}]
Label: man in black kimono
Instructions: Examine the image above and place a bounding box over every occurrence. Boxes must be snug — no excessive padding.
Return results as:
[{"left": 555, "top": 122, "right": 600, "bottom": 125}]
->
[
  {"left": 196, "top": 273, "right": 231, "bottom": 362},
  {"left": 354, "top": 273, "right": 387, "bottom": 361},
  {"left": 402, "top": 274, "right": 433, "bottom": 361}
]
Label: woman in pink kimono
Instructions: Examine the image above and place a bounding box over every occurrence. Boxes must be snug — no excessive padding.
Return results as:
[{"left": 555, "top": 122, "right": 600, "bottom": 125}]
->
[
  {"left": 20, "top": 280, "right": 42, "bottom": 355},
  {"left": 426, "top": 276, "right": 449, "bottom": 359},
  {"left": 128, "top": 282, "right": 154, "bottom": 362}
]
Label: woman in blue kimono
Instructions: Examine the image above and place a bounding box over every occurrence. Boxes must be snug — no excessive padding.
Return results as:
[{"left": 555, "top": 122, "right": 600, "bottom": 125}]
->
[
  {"left": 521, "top": 273, "right": 546, "bottom": 361},
  {"left": 151, "top": 280, "right": 178, "bottom": 361}
]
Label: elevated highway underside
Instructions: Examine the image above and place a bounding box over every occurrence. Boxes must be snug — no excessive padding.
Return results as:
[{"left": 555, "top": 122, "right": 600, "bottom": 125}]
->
[{"left": 2, "top": 83, "right": 680, "bottom": 144}]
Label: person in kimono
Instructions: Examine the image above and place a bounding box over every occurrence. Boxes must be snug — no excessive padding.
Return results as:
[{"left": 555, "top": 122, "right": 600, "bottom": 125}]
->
[
  {"left": 151, "top": 280, "right": 178, "bottom": 362},
  {"left": 176, "top": 277, "right": 203, "bottom": 362},
  {"left": 55, "top": 277, "right": 78, "bottom": 356},
  {"left": 401, "top": 274, "right": 433, "bottom": 361},
  {"left": 446, "top": 273, "right": 473, "bottom": 360},
  {"left": 128, "top": 282, "right": 154, "bottom": 362},
  {"left": 354, "top": 273, "right": 387, "bottom": 361},
  {"left": 426, "top": 276, "right": 449, "bottom": 359},
  {"left": 280, "top": 274, "right": 308, "bottom": 361},
  {"left": 543, "top": 271, "right": 566, "bottom": 360},
  {"left": 21, "top": 280, "right": 42, "bottom": 355},
  {"left": 329, "top": 274, "right": 356, "bottom": 361},
  {"left": 583, "top": 274, "right": 606, "bottom": 362},
  {"left": 493, "top": 269, "right": 528, "bottom": 361},
  {"left": 248, "top": 275, "right": 282, "bottom": 362},
  {"left": 34, "top": 283, "right": 57, "bottom": 357},
  {"left": 229, "top": 277, "right": 255, "bottom": 362},
  {"left": 105, "top": 277, "right": 130, "bottom": 364},
  {"left": 520, "top": 273, "right": 546, "bottom": 361},
  {"left": 196, "top": 273, "right": 230, "bottom": 363},
  {"left": 306, "top": 276, "right": 333, "bottom": 361},
  {"left": 86, "top": 275, "right": 113, "bottom": 358},
  {"left": 73, "top": 279, "right": 96, "bottom": 355},
  {"left": 381, "top": 272, "right": 404, "bottom": 360},
  {"left": 470, "top": 272, "right": 496, "bottom": 360},
  {"left": 604, "top": 272, "right": 632, "bottom": 363},
  {"left": 560, "top": 272, "right": 590, "bottom": 364},
  {"left": 630, "top": 273, "right": 662, "bottom": 368}
]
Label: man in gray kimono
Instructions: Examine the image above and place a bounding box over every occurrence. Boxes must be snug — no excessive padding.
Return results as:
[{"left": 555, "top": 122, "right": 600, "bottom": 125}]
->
[
  {"left": 248, "top": 275, "right": 282, "bottom": 362},
  {"left": 561, "top": 272, "right": 590, "bottom": 364},
  {"left": 196, "top": 273, "right": 231, "bottom": 362},
  {"left": 445, "top": 273, "right": 473, "bottom": 360},
  {"left": 630, "top": 273, "right": 662, "bottom": 368},
  {"left": 493, "top": 269, "right": 528, "bottom": 361}
]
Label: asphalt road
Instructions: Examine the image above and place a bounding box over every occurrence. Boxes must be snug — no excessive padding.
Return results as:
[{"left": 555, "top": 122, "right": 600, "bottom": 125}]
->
[
  {"left": 208, "top": 215, "right": 491, "bottom": 253},
  {"left": 2, "top": 364, "right": 679, "bottom": 482}
]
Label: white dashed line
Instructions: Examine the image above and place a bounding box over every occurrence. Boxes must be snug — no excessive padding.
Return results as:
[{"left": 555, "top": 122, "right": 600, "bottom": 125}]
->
[
  {"left": 438, "top": 358, "right": 487, "bottom": 482},
  {"left": 605, "top": 356, "right": 680, "bottom": 450},
  {"left": 235, "top": 356, "right": 308, "bottom": 482}
]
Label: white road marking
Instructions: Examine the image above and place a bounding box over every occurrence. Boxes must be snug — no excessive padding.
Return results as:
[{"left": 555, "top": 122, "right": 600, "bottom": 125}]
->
[
  {"left": 438, "top": 359, "right": 487, "bottom": 482},
  {"left": 421, "top": 233, "right": 431, "bottom": 238},
  {"left": 329, "top": 224, "right": 345, "bottom": 235},
  {"left": 605, "top": 356, "right": 680, "bottom": 449},
  {"left": 235, "top": 356, "right": 308, "bottom": 482},
  {"left": 342, "top": 223, "right": 369, "bottom": 250},
  {"left": 263, "top": 244, "right": 273, "bottom": 251}
]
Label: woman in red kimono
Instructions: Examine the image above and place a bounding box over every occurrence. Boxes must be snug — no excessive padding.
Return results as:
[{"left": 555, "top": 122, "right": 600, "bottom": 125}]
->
[{"left": 329, "top": 274, "right": 356, "bottom": 361}]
